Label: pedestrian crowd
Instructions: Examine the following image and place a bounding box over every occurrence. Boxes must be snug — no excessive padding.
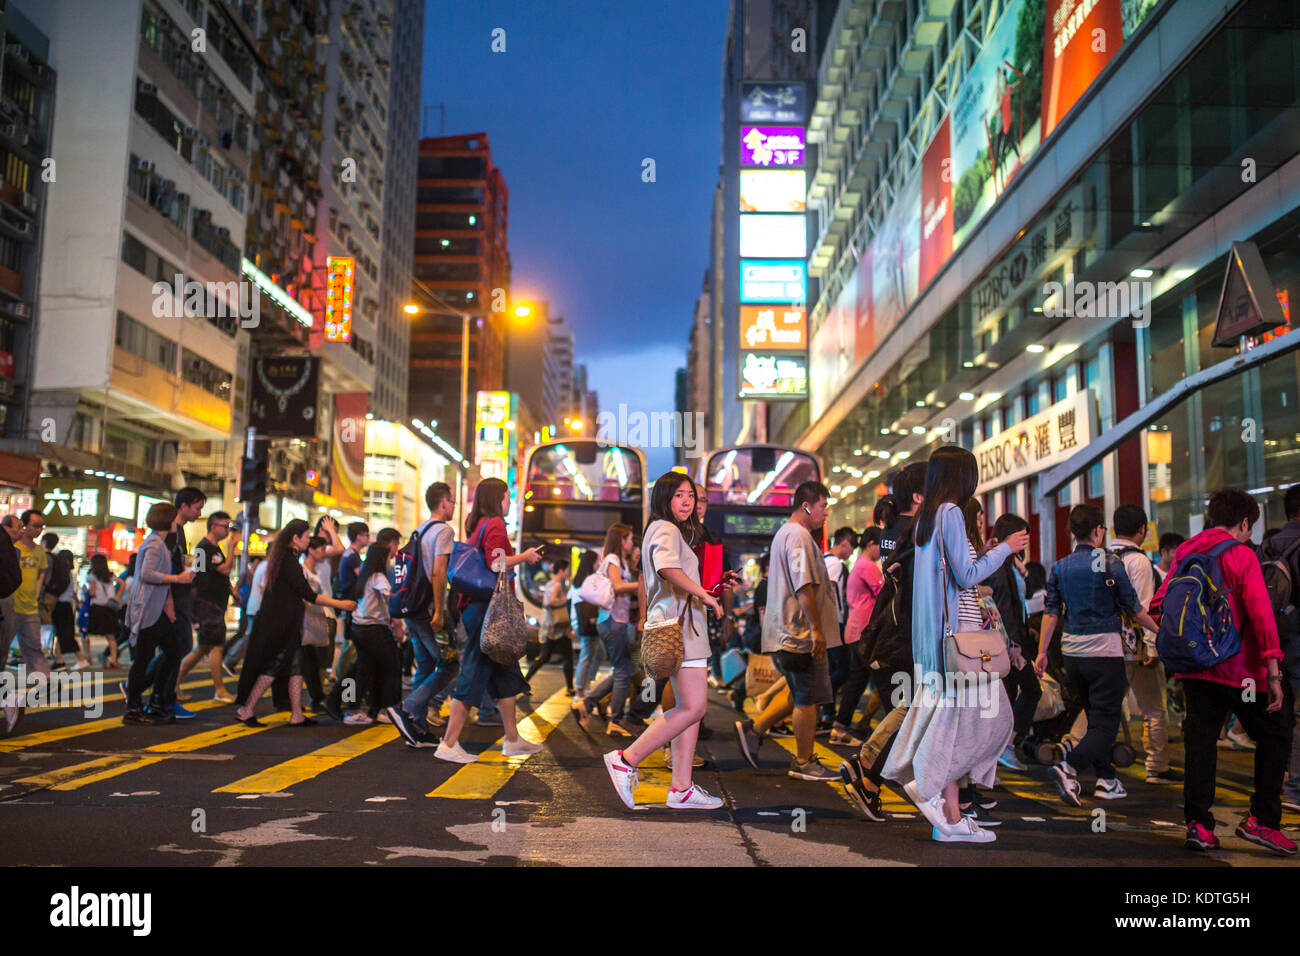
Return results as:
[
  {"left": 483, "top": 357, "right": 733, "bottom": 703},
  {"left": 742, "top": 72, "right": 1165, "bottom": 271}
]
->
[{"left": 4, "top": 453, "right": 1298, "bottom": 854}]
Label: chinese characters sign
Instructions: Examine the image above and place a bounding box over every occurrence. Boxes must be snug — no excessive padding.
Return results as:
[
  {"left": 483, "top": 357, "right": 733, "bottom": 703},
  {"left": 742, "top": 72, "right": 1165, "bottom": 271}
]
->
[
  {"left": 738, "top": 353, "right": 808, "bottom": 399},
  {"left": 36, "top": 478, "right": 106, "bottom": 527},
  {"left": 474, "top": 391, "right": 516, "bottom": 485},
  {"left": 325, "top": 257, "right": 354, "bottom": 343},
  {"left": 973, "top": 389, "right": 1097, "bottom": 495},
  {"left": 740, "top": 83, "right": 806, "bottom": 124},
  {"left": 741, "top": 305, "right": 806, "bottom": 350},
  {"left": 741, "top": 126, "right": 806, "bottom": 167}
]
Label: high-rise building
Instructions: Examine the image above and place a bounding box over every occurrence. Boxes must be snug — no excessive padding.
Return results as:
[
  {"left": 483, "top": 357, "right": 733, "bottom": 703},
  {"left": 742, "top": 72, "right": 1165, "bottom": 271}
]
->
[
  {"left": 504, "top": 301, "right": 576, "bottom": 433},
  {"left": 408, "top": 132, "right": 511, "bottom": 455},
  {"left": 0, "top": 1, "right": 55, "bottom": 499}
]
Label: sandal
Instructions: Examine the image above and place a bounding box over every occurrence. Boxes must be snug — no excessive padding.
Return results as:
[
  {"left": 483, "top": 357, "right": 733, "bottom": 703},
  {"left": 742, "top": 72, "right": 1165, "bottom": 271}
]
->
[{"left": 289, "top": 717, "right": 318, "bottom": 727}]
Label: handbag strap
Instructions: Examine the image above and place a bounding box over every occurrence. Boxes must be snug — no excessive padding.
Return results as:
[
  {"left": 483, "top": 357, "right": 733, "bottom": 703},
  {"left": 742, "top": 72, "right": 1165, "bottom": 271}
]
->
[{"left": 936, "top": 516, "right": 954, "bottom": 637}]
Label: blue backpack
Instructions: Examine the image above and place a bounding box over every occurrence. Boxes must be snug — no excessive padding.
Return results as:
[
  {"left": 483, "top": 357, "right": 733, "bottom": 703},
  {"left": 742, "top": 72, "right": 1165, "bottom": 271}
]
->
[
  {"left": 388, "top": 520, "right": 442, "bottom": 620},
  {"left": 447, "top": 521, "right": 497, "bottom": 601},
  {"left": 1155, "top": 539, "right": 1244, "bottom": 672}
]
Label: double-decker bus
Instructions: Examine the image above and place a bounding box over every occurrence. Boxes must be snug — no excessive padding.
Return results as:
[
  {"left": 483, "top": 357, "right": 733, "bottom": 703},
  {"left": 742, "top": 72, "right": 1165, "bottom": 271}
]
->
[
  {"left": 514, "top": 439, "right": 648, "bottom": 626},
  {"left": 698, "top": 444, "right": 823, "bottom": 583}
]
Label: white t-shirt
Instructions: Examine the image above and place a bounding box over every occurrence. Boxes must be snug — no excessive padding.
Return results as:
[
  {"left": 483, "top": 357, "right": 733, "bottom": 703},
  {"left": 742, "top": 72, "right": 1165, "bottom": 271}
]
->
[
  {"left": 89, "top": 577, "right": 116, "bottom": 606},
  {"left": 353, "top": 571, "right": 392, "bottom": 627},
  {"left": 419, "top": 520, "right": 455, "bottom": 580},
  {"left": 246, "top": 560, "right": 270, "bottom": 616}
]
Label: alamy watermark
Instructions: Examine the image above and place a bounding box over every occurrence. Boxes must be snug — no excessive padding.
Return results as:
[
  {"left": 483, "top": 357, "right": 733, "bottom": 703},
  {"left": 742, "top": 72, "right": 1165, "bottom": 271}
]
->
[
  {"left": 151, "top": 273, "right": 259, "bottom": 328},
  {"left": 1, "top": 666, "right": 104, "bottom": 718},
  {"left": 1041, "top": 278, "right": 1152, "bottom": 328},
  {"left": 596, "top": 404, "right": 705, "bottom": 455},
  {"left": 889, "top": 665, "right": 1002, "bottom": 718}
]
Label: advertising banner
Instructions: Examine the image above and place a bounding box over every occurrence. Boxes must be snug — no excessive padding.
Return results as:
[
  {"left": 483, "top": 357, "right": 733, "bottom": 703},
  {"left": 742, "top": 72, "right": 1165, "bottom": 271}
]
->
[
  {"left": 332, "top": 392, "right": 368, "bottom": 513},
  {"left": 739, "top": 352, "right": 808, "bottom": 399},
  {"left": 474, "top": 391, "right": 516, "bottom": 484},
  {"left": 739, "top": 213, "right": 807, "bottom": 258},
  {"left": 740, "top": 170, "right": 806, "bottom": 213},
  {"left": 740, "top": 82, "right": 806, "bottom": 124},
  {"left": 919, "top": 114, "right": 954, "bottom": 290},
  {"left": 809, "top": 269, "right": 858, "bottom": 420},
  {"left": 868, "top": 171, "right": 921, "bottom": 342},
  {"left": 249, "top": 356, "right": 320, "bottom": 438},
  {"left": 740, "top": 126, "right": 806, "bottom": 167},
  {"left": 325, "top": 257, "right": 355, "bottom": 343},
  {"left": 37, "top": 477, "right": 106, "bottom": 528},
  {"left": 740, "top": 305, "right": 806, "bottom": 350},
  {"left": 740, "top": 260, "right": 806, "bottom": 303}
]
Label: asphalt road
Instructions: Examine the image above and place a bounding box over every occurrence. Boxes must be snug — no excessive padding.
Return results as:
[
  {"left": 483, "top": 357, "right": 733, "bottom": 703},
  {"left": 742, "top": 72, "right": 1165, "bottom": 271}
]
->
[{"left": 1, "top": 662, "right": 1295, "bottom": 867}]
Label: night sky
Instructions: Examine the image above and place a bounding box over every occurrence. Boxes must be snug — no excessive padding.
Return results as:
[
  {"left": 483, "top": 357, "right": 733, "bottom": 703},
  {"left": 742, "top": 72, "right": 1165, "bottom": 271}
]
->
[{"left": 421, "top": 0, "right": 731, "bottom": 475}]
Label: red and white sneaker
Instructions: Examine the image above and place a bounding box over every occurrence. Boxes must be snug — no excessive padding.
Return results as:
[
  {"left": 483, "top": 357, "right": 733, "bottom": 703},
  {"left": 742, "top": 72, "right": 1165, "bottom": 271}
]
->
[
  {"left": 603, "top": 750, "right": 638, "bottom": 809},
  {"left": 1235, "top": 815, "right": 1298, "bottom": 856},
  {"left": 1185, "top": 821, "right": 1219, "bottom": 851},
  {"left": 666, "top": 783, "right": 724, "bottom": 810}
]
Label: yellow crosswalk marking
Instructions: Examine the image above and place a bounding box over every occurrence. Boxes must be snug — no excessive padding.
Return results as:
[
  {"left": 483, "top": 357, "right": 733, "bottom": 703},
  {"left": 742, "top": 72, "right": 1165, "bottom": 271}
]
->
[
  {"left": 428, "top": 687, "right": 571, "bottom": 799},
  {"left": 215, "top": 724, "right": 398, "bottom": 793},
  {"left": 0, "top": 698, "right": 229, "bottom": 752},
  {"left": 13, "top": 713, "right": 291, "bottom": 791},
  {"left": 767, "top": 735, "right": 862, "bottom": 811}
]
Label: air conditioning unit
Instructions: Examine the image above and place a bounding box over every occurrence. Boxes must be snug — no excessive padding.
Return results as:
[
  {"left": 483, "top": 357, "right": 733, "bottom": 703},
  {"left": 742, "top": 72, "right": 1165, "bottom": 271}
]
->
[
  {"left": 20, "top": 193, "right": 37, "bottom": 214},
  {"left": 14, "top": 221, "right": 30, "bottom": 235},
  {"left": 197, "top": 136, "right": 211, "bottom": 148},
  {"left": 12, "top": 302, "right": 30, "bottom": 318},
  {"left": 135, "top": 158, "right": 155, "bottom": 171}
]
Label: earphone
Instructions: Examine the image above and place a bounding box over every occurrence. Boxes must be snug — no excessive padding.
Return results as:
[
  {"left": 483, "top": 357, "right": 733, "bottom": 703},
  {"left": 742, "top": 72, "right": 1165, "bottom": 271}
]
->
[{"left": 803, "top": 504, "right": 812, "bottom": 515}]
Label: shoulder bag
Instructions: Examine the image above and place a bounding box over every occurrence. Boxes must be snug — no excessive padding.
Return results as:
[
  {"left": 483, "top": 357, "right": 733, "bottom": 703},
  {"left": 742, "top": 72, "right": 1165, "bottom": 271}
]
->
[
  {"left": 481, "top": 568, "right": 530, "bottom": 665},
  {"left": 938, "top": 529, "right": 1010, "bottom": 680},
  {"left": 641, "top": 594, "right": 690, "bottom": 680},
  {"left": 577, "top": 557, "right": 616, "bottom": 610},
  {"left": 448, "top": 522, "right": 496, "bottom": 601}
]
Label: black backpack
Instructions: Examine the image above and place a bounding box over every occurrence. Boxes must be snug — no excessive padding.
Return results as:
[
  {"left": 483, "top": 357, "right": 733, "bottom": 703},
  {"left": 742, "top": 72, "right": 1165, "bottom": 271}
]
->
[
  {"left": 389, "top": 520, "right": 443, "bottom": 620},
  {"left": 860, "top": 541, "right": 915, "bottom": 679},
  {"left": 1260, "top": 536, "right": 1300, "bottom": 657}
]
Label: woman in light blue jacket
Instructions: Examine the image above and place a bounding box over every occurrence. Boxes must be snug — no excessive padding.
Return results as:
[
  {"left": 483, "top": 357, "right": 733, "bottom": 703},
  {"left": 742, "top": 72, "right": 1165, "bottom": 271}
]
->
[{"left": 883, "top": 446, "right": 1028, "bottom": 844}]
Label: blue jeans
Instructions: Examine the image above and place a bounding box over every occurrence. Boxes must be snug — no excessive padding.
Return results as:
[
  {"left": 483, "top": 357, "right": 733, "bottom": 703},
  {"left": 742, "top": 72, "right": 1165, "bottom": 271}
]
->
[
  {"left": 403, "top": 617, "right": 459, "bottom": 733},
  {"left": 582, "top": 617, "right": 633, "bottom": 721},
  {"left": 575, "top": 630, "right": 601, "bottom": 695}
]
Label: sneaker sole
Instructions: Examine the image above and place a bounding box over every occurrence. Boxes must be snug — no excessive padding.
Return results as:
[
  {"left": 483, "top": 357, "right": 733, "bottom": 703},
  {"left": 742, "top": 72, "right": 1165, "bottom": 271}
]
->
[
  {"left": 734, "top": 721, "right": 760, "bottom": 769},
  {"left": 965, "top": 815, "right": 1002, "bottom": 827},
  {"left": 1186, "top": 837, "right": 1218, "bottom": 852},
  {"left": 1051, "top": 768, "right": 1082, "bottom": 807},
  {"left": 385, "top": 707, "right": 420, "bottom": 747},
  {"left": 1094, "top": 789, "right": 1128, "bottom": 800},
  {"left": 434, "top": 749, "right": 477, "bottom": 764},
  {"left": 788, "top": 771, "right": 840, "bottom": 782},
  {"left": 1235, "top": 827, "right": 1298, "bottom": 856},
  {"left": 666, "top": 801, "right": 724, "bottom": 810},
  {"left": 932, "top": 827, "right": 996, "bottom": 843},
  {"left": 838, "top": 761, "right": 887, "bottom": 822}
]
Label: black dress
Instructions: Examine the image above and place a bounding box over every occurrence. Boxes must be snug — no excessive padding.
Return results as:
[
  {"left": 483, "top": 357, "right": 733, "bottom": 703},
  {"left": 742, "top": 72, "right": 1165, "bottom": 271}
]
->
[{"left": 235, "top": 556, "right": 317, "bottom": 705}]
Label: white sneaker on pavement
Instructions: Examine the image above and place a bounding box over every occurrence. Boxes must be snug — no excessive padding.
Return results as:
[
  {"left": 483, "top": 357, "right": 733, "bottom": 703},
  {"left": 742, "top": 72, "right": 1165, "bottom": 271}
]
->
[
  {"left": 666, "top": 783, "right": 724, "bottom": 810},
  {"left": 1095, "top": 776, "right": 1128, "bottom": 800},
  {"left": 434, "top": 741, "right": 477, "bottom": 764},
  {"left": 903, "top": 780, "right": 952, "bottom": 834},
  {"left": 933, "top": 815, "right": 996, "bottom": 843},
  {"left": 603, "top": 750, "right": 638, "bottom": 809},
  {"left": 501, "top": 737, "right": 543, "bottom": 757}
]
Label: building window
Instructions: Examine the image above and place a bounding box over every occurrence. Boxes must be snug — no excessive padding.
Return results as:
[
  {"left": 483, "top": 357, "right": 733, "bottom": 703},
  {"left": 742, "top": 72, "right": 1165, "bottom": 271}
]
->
[
  {"left": 115, "top": 311, "right": 177, "bottom": 373},
  {"left": 181, "top": 348, "right": 232, "bottom": 400}
]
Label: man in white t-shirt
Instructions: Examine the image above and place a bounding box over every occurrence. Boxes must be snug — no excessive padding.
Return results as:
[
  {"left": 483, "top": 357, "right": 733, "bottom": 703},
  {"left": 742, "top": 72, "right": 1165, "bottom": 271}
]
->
[{"left": 386, "top": 482, "right": 458, "bottom": 748}]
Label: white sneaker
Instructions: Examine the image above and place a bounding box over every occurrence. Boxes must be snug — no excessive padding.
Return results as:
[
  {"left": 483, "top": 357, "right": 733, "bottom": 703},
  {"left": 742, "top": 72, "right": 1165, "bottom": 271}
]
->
[
  {"left": 933, "top": 815, "right": 996, "bottom": 843},
  {"left": 434, "top": 741, "right": 477, "bottom": 764},
  {"left": 501, "top": 737, "right": 543, "bottom": 757},
  {"left": 1095, "top": 777, "right": 1128, "bottom": 800},
  {"left": 342, "top": 712, "right": 374, "bottom": 725},
  {"left": 666, "top": 783, "right": 724, "bottom": 810},
  {"left": 603, "top": 750, "right": 638, "bottom": 809},
  {"left": 1225, "top": 726, "right": 1256, "bottom": 750},
  {"left": 903, "top": 780, "right": 952, "bottom": 833}
]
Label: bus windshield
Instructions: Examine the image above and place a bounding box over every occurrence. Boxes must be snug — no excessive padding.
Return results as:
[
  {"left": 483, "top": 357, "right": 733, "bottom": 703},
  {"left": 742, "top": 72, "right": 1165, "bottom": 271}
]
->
[
  {"left": 525, "top": 443, "right": 643, "bottom": 504},
  {"left": 704, "top": 447, "right": 820, "bottom": 508}
]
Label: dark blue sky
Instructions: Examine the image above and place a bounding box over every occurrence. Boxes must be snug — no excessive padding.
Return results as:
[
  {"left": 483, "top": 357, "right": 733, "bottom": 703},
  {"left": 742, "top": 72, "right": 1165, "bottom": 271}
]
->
[{"left": 421, "top": 0, "right": 731, "bottom": 474}]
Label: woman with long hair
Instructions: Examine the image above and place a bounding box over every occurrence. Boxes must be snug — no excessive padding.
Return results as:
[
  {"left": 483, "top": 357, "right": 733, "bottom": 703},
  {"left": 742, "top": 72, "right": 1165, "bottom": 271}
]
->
[
  {"left": 234, "top": 519, "right": 356, "bottom": 726},
  {"left": 873, "top": 494, "right": 899, "bottom": 529},
  {"left": 87, "top": 554, "right": 122, "bottom": 669},
  {"left": 523, "top": 559, "right": 574, "bottom": 693},
  {"left": 300, "top": 535, "right": 336, "bottom": 713},
  {"left": 434, "top": 478, "right": 543, "bottom": 764},
  {"left": 881, "top": 446, "right": 1028, "bottom": 843},
  {"left": 573, "top": 523, "right": 640, "bottom": 736},
  {"left": 348, "top": 532, "right": 406, "bottom": 725},
  {"left": 570, "top": 550, "right": 602, "bottom": 698},
  {"left": 50, "top": 550, "right": 89, "bottom": 670},
  {"left": 602, "top": 472, "right": 725, "bottom": 810}
]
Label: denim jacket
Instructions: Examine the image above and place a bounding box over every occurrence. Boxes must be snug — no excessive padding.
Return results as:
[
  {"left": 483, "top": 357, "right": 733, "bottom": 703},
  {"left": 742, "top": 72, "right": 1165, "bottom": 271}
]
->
[{"left": 1044, "top": 543, "right": 1142, "bottom": 635}]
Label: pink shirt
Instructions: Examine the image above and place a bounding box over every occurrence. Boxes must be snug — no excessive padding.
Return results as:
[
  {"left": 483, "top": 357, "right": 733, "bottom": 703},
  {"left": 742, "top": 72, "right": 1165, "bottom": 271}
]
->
[{"left": 843, "top": 553, "right": 884, "bottom": 644}]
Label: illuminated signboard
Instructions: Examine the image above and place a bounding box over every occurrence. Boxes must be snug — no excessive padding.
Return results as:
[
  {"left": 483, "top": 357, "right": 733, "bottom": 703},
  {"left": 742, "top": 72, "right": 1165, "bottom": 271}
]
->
[
  {"left": 325, "top": 256, "right": 354, "bottom": 342},
  {"left": 740, "top": 126, "right": 806, "bottom": 167},
  {"left": 739, "top": 260, "right": 806, "bottom": 303},
  {"left": 474, "top": 390, "right": 517, "bottom": 485},
  {"left": 738, "top": 352, "right": 808, "bottom": 399},
  {"left": 740, "top": 82, "right": 806, "bottom": 124},
  {"left": 740, "top": 305, "right": 806, "bottom": 350},
  {"left": 740, "top": 214, "right": 806, "bottom": 258},
  {"left": 740, "top": 170, "right": 806, "bottom": 213}
]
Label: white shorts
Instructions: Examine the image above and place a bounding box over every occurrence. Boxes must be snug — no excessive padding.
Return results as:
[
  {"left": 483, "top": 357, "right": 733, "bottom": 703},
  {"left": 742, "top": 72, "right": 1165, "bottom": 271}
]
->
[{"left": 679, "top": 658, "right": 708, "bottom": 668}]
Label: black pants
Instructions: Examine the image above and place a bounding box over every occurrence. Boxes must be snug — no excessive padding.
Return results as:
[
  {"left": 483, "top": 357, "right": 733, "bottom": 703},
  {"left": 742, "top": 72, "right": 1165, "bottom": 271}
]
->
[
  {"left": 523, "top": 634, "right": 574, "bottom": 690},
  {"left": 352, "top": 624, "right": 401, "bottom": 711},
  {"left": 834, "top": 642, "right": 871, "bottom": 727},
  {"left": 1005, "top": 657, "right": 1043, "bottom": 737},
  {"left": 1183, "top": 676, "right": 1295, "bottom": 830},
  {"left": 1063, "top": 655, "right": 1126, "bottom": 781},
  {"left": 127, "top": 615, "right": 177, "bottom": 713}
]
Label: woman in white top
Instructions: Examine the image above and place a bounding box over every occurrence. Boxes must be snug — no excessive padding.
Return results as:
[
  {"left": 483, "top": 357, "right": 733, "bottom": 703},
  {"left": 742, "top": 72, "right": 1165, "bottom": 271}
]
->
[
  {"left": 344, "top": 532, "right": 407, "bottom": 725},
  {"left": 86, "top": 554, "right": 123, "bottom": 668},
  {"left": 602, "top": 472, "right": 724, "bottom": 811},
  {"left": 574, "top": 523, "right": 640, "bottom": 734}
]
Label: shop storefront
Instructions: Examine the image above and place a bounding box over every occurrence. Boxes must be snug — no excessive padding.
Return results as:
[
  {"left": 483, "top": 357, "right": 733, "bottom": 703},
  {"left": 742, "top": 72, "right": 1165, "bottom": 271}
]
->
[{"left": 803, "top": 0, "right": 1300, "bottom": 560}]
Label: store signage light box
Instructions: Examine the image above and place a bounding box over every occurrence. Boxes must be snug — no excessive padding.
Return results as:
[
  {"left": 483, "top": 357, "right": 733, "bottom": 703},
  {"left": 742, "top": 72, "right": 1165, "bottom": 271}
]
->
[
  {"left": 740, "top": 305, "right": 806, "bottom": 350},
  {"left": 739, "top": 260, "right": 806, "bottom": 303},
  {"left": 740, "top": 82, "right": 806, "bottom": 124},
  {"left": 739, "top": 352, "right": 808, "bottom": 399},
  {"left": 740, "top": 126, "right": 806, "bottom": 167},
  {"left": 325, "top": 257, "right": 354, "bottom": 343},
  {"left": 739, "top": 214, "right": 807, "bottom": 259},
  {"left": 740, "top": 170, "right": 806, "bottom": 213}
]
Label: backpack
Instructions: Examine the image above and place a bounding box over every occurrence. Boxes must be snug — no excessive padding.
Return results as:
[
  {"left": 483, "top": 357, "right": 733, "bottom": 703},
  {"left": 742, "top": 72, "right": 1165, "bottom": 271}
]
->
[
  {"left": 1154, "top": 539, "right": 1244, "bottom": 672},
  {"left": 1260, "top": 536, "right": 1300, "bottom": 658},
  {"left": 389, "top": 520, "right": 443, "bottom": 619},
  {"left": 577, "top": 556, "right": 616, "bottom": 609},
  {"left": 46, "top": 559, "right": 70, "bottom": 598},
  {"left": 860, "top": 542, "right": 915, "bottom": 679}
]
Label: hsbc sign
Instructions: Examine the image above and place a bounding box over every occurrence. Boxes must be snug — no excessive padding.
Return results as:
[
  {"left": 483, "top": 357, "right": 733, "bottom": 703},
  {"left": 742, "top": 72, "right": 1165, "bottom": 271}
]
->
[{"left": 973, "top": 390, "right": 1096, "bottom": 495}]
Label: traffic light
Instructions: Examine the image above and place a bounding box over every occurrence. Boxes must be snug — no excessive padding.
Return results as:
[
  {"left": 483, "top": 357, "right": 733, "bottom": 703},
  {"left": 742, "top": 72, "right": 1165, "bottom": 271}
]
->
[{"left": 238, "top": 455, "right": 268, "bottom": 504}]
